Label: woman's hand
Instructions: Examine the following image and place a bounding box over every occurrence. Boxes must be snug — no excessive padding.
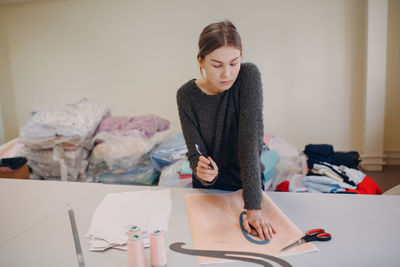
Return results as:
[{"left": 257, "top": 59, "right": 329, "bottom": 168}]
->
[
  {"left": 196, "top": 156, "right": 218, "bottom": 183},
  {"left": 243, "top": 209, "right": 276, "bottom": 240}
]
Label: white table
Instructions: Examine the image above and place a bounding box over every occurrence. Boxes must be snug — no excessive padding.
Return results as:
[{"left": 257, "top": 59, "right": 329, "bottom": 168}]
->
[{"left": 0, "top": 179, "right": 399, "bottom": 266}]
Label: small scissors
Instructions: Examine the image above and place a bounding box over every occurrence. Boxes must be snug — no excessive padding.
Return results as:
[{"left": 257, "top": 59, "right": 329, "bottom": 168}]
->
[{"left": 280, "top": 228, "right": 331, "bottom": 252}]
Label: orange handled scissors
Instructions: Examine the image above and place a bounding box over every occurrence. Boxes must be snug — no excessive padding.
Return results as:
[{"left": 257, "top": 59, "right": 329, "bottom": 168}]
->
[{"left": 280, "top": 228, "right": 331, "bottom": 252}]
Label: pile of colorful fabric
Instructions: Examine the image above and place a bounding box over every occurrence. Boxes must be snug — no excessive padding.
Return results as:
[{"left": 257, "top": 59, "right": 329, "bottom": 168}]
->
[
  {"left": 18, "top": 99, "right": 109, "bottom": 181},
  {"left": 15, "top": 99, "right": 181, "bottom": 185},
  {"left": 88, "top": 115, "right": 172, "bottom": 185},
  {"left": 275, "top": 144, "right": 382, "bottom": 195}
]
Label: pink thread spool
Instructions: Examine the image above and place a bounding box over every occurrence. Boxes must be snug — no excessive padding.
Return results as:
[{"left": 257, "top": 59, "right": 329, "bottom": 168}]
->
[
  {"left": 150, "top": 230, "right": 167, "bottom": 267},
  {"left": 127, "top": 235, "right": 146, "bottom": 267}
]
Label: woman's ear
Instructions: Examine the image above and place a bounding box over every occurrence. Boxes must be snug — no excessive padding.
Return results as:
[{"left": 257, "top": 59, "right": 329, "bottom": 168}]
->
[{"left": 197, "top": 56, "right": 204, "bottom": 69}]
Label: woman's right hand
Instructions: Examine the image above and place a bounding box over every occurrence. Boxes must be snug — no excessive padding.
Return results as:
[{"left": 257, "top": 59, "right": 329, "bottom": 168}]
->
[{"left": 196, "top": 156, "right": 218, "bottom": 183}]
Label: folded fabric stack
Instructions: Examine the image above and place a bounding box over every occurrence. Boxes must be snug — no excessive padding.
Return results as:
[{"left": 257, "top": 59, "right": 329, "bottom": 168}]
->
[
  {"left": 304, "top": 144, "right": 361, "bottom": 169},
  {"left": 88, "top": 115, "right": 171, "bottom": 185},
  {"left": 288, "top": 162, "right": 366, "bottom": 193},
  {"left": 277, "top": 144, "right": 382, "bottom": 195},
  {"left": 18, "top": 99, "right": 109, "bottom": 181}
]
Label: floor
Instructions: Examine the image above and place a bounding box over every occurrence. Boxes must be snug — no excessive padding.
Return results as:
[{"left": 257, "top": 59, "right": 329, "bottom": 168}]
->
[{"left": 362, "top": 165, "right": 400, "bottom": 193}]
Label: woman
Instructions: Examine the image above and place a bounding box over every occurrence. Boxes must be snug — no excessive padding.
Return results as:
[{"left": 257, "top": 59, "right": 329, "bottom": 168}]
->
[{"left": 177, "top": 20, "right": 276, "bottom": 240}]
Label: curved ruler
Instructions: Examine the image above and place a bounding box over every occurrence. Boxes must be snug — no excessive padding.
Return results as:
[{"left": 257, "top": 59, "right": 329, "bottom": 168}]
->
[
  {"left": 169, "top": 242, "right": 292, "bottom": 267},
  {"left": 239, "top": 211, "right": 270, "bottom": 245}
]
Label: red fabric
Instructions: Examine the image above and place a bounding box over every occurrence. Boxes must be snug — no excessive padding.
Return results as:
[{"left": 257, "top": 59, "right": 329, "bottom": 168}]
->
[
  {"left": 345, "top": 176, "right": 382, "bottom": 195},
  {"left": 276, "top": 175, "right": 382, "bottom": 195},
  {"left": 276, "top": 181, "right": 289, "bottom": 192},
  {"left": 177, "top": 172, "right": 192, "bottom": 179}
]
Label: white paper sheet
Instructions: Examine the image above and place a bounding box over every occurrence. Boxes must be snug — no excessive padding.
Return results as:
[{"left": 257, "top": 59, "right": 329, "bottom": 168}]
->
[{"left": 86, "top": 189, "right": 171, "bottom": 251}]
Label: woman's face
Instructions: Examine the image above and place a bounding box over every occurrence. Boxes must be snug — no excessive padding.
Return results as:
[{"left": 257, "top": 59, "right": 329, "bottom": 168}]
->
[{"left": 198, "top": 46, "right": 241, "bottom": 94}]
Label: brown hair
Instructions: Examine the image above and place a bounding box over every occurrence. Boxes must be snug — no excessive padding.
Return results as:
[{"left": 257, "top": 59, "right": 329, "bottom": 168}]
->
[{"left": 197, "top": 20, "right": 242, "bottom": 60}]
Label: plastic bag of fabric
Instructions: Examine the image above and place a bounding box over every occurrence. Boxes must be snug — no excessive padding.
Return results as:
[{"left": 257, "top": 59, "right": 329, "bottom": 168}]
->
[
  {"left": 150, "top": 133, "right": 187, "bottom": 166},
  {"left": 19, "top": 98, "right": 109, "bottom": 150},
  {"left": 158, "top": 158, "right": 192, "bottom": 187},
  {"left": 89, "top": 129, "right": 172, "bottom": 171},
  {"left": 20, "top": 145, "right": 89, "bottom": 181},
  {"left": 94, "top": 114, "right": 170, "bottom": 139},
  {"left": 97, "top": 154, "right": 161, "bottom": 185},
  {"left": 267, "top": 135, "right": 308, "bottom": 190},
  {"left": 177, "top": 158, "right": 192, "bottom": 178},
  {"left": 98, "top": 165, "right": 160, "bottom": 185}
]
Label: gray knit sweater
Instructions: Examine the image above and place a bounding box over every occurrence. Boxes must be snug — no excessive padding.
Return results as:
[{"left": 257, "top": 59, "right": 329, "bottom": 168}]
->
[{"left": 177, "top": 62, "right": 264, "bottom": 210}]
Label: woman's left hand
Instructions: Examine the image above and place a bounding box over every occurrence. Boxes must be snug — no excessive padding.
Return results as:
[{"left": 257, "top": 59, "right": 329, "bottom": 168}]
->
[{"left": 242, "top": 209, "right": 276, "bottom": 240}]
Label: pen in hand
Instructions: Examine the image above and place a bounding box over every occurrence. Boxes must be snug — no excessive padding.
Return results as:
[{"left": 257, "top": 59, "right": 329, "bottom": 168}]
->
[{"left": 195, "top": 144, "right": 214, "bottom": 170}]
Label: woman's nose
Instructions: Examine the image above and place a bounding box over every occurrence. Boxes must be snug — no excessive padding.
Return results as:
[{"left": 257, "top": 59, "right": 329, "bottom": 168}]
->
[{"left": 222, "top": 67, "right": 230, "bottom": 77}]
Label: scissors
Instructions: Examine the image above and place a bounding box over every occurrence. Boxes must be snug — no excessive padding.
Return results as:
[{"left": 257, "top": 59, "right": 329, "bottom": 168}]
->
[{"left": 280, "top": 228, "right": 331, "bottom": 252}]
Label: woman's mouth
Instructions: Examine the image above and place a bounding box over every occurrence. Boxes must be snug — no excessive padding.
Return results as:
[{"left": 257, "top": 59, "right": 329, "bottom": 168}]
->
[{"left": 221, "top": 80, "right": 232, "bottom": 85}]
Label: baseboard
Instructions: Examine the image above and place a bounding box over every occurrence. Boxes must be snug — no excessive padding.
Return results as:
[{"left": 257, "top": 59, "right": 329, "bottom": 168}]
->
[
  {"left": 359, "top": 164, "right": 384, "bottom": 172},
  {"left": 359, "top": 154, "right": 385, "bottom": 171},
  {"left": 385, "top": 150, "right": 400, "bottom": 166}
]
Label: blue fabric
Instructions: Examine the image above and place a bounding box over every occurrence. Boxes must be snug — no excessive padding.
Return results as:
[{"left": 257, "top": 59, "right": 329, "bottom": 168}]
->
[
  {"left": 151, "top": 133, "right": 188, "bottom": 165},
  {"left": 260, "top": 149, "right": 279, "bottom": 180},
  {"left": 98, "top": 165, "right": 160, "bottom": 185},
  {"left": 178, "top": 159, "right": 192, "bottom": 174},
  {"left": 304, "top": 144, "right": 360, "bottom": 169},
  {"left": 303, "top": 175, "right": 355, "bottom": 193},
  {"left": 304, "top": 144, "right": 334, "bottom": 168},
  {"left": 331, "top": 151, "right": 360, "bottom": 169}
]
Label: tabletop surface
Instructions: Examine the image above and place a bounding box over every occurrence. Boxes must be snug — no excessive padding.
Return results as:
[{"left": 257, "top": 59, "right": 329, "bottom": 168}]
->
[{"left": 0, "top": 178, "right": 399, "bottom": 267}]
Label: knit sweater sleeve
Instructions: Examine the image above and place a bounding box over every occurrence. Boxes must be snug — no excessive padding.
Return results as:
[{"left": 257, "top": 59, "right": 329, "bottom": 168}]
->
[
  {"left": 237, "top": 63, "right": 264, "bottom": 210},
  {"left": 176, "top": 86, "right": 217, "bottom": 187}
]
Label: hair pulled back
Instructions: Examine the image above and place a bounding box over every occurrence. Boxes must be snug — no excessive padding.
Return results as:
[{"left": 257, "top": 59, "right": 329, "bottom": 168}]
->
[{"left": 197, "top": 20, "right": 242, "bottom": 60}]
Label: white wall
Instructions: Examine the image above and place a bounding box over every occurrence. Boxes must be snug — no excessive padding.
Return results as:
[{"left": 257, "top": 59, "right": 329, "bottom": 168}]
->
[
  {"left": 0, "top": 104, "right": 4, "bottom": 144},
  {"left": 0, "top": 0, "right": 370, "bottom": 150},
  {"left": 362, "top": 0, "right": 388, "bottom": 170},
  {"left": 384, "top": 0, "right": 400, "bottom": 164},
  {"left": 0, "top": 6, "right": 18, "bottom": 143}
]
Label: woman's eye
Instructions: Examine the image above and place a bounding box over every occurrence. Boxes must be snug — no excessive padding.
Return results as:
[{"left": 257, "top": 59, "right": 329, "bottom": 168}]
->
[
  {"left": 213, "top": 65, "right": 222, "bottom": 68},
  {"left": 231, "top": 63, "right": 238, "bottom": 66}
]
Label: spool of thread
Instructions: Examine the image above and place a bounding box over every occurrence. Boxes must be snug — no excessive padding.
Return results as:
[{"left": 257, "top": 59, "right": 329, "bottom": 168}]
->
[
  {"left": 128, "top": 225, "right": 145, "bottom": 248},
  {"left": 128, "top": 225, "right": 142, "bottom": 238},
  {"left": 150, "top": 230, "right": 167, "bottom": 267},
  {"left": 127, "top": 235, "right": 146, "bottom": 267}
]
